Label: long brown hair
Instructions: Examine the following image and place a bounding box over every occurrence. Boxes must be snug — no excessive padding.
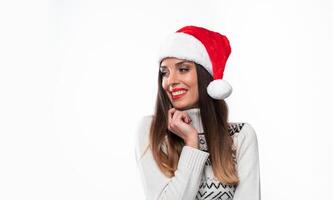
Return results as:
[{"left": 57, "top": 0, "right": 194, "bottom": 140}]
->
[{"left": 149, "top": 62, "right": 239, "bottom": 185}]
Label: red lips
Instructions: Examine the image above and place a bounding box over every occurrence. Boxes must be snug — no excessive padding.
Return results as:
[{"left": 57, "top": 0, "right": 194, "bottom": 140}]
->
[
  {"left": 170, "top": 87, "right": 188, "bottom": 93},
  {"left": 170, "top": 88, "right": 188, "bottom": 100}
]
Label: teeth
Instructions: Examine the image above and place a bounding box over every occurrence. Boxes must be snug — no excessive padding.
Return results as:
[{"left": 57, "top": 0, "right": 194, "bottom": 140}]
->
[{"left": 172, "top": 90, "right": 187, "bottom": 96}]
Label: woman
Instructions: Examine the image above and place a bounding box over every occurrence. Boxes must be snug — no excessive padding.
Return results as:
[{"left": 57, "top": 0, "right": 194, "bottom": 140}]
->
[{"left": 135, "top": 25, "right": 261, "bottom": 200}]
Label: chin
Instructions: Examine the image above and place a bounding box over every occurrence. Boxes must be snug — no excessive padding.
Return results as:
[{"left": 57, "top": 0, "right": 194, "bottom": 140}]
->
[{"left": 172, "top": 101, "right": 196, "bottom": 110}]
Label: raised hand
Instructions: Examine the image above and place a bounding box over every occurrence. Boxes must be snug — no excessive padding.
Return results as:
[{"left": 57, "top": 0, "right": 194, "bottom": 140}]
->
[{"left": 167, "top": 108, "right": 199, "bottom": 149}]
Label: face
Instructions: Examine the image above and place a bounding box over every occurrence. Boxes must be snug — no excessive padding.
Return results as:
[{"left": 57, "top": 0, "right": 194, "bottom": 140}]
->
[{"left": 160, "top": 57, "right": 199, "bottom": 110}]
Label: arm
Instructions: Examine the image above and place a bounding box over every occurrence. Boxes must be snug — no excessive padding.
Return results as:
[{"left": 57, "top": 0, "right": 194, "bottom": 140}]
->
[
  {"left": 233, "top": 123, "right": 261, "bottom": 200},
  {"left": 134, "top": 116, "right": 209, "bottom": 200}
]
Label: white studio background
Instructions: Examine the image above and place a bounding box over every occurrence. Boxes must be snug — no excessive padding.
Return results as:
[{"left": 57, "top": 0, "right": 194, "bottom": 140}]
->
[{"left": 0, "top": 0, "right": 332, "bottom": 199}]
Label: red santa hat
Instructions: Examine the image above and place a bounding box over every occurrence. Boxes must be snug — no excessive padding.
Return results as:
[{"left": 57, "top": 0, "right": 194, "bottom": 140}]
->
[{"left": 157, "top": 25, "right": 232, "bottom": 100}]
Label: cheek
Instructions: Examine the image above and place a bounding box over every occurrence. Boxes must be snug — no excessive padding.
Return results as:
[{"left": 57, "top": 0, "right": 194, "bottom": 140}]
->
[
  {"left": 161, "top": 80, "right": 170, "bottom": 95},
  {"left": 187, "top": 73, "right": 198, "bottom": 91},
  {"left": 191, "top": 84, "right": 199, "bottom": 100},
  {"left": 189, "top": 75, "right": 199, "bottom": 99}
]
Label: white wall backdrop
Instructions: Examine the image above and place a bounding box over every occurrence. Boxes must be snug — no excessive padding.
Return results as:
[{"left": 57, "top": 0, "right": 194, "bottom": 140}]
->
[{"left": 0, "top": 0, "right": 332, "bottom": 199}]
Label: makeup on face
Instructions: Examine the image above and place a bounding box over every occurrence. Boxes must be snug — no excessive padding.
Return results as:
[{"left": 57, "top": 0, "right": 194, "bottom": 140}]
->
[
  {"left": 160, "top": 58, "right": 199, "bottom": 109},
  {"left": 170, "top": 87, "right": 188, "bottom": 101},
  {"left": 159, "top": 61, "right": 191, "bottom": 77}
]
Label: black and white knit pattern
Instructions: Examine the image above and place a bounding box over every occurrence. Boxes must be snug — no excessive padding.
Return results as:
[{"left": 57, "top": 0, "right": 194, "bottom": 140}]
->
[
  {"left": 228, "top": 123, "right": 245, "bottom": 136},
  {"left": 195, "top": 122, "right": 245, "bottom": 200},
  {"left": 196, "top": 176, "right": 236, "bottom": 200}
]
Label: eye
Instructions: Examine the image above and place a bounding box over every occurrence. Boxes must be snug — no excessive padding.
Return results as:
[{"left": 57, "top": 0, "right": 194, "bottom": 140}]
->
[
  {"left": 160, "top": 71, "right": 167, "bottom": 77},
  {"left": 179, "top": 66, "right": 189, "bottom": 72},
  {"left": 160, "top": 68, "right": 168, "bottom": 77}
]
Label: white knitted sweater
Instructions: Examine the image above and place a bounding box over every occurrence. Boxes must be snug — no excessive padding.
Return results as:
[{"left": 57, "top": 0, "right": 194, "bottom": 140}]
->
[{"left": 134, "top": 108, "right": 261, "bottom": 200}]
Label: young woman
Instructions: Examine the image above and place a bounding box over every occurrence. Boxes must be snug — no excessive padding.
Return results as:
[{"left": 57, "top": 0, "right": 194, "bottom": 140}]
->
[{"left": 135, "top": 26, "right": 261, "bottom": 200}]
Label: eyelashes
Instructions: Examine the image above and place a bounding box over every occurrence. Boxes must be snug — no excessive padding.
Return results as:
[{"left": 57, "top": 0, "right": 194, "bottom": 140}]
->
[
  {"left": 179, "top": 68, "right": 189, "bottom": 72},
  {"left": 160, "top": 67, "right": 189, "bottom": 77}
]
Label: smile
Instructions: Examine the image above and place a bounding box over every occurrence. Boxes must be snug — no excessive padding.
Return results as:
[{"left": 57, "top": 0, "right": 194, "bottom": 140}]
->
[{"left": 171, "top": 90, "right": 187, "bottom": 100}]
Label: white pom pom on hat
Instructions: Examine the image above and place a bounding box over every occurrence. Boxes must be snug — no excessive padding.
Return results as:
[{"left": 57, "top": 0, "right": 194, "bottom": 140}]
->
[
  {"left": 207, "top": 79, "right": 232, "bottom": 100},
  {"left": 157, "top": 25, "right": 233, "bottom": 100}
]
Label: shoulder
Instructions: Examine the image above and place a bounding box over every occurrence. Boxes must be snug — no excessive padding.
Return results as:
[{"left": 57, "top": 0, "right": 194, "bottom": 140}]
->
[
  {"left": 229, "top": 122, "right": 259, "bottom": 158},
  {"left": 228, "top": 122, "right": 258, "bottom": 148},
  {"left": 134, "top": 115, "right": 154, "bottom": 161},
  {"left": 228, "top": 122, "right": 246, "bottom": 136},
  {"left": 228, "top": 122, "right": 257, "bottom": 138}
]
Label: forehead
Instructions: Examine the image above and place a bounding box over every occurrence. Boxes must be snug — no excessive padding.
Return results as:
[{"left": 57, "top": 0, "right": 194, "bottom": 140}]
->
[{"left": 160, "top": 57, "right": 195, "bottom": 67}]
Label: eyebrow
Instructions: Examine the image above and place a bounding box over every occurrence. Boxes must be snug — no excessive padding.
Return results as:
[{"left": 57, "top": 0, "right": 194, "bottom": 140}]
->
[{"left": 160, "top": 61, "right": 191, "bottom": 69}]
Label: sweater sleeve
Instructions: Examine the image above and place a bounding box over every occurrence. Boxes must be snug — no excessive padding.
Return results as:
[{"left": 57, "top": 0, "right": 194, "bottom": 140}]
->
[
  {"left": 233, "top": 123, "right": 261, "bottom": 200},
  {"left": 134, "top": 115, "right": 210, "bottom": 200}
]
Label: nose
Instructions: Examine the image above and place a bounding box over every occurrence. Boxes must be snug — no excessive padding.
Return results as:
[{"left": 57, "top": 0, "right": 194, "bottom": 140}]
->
[{"left": 166, "top": 70, "right": 179, "bottom": 88}]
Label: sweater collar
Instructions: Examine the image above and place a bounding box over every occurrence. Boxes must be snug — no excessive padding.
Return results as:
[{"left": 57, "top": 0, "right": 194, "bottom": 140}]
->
[{"left": 183, "top": 107, "right": 204, "bottom": 133}]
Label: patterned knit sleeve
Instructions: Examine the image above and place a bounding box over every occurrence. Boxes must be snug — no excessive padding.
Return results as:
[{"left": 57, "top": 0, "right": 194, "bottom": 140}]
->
[
  {"left": 134, "top": 115, "right": 210, "bottom": 200},
  {"left": 232, "top": 123, "right": 261, "bottom": 200}
]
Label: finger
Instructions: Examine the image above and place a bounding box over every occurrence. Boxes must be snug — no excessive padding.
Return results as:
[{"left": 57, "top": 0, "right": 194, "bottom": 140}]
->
[
  {"left": 184, "top": 112, "right": 192, "bottom": 123},
  {"left": 171, "top": 111, "right": 193, "bottom": 138},
  {"left": 169, "top": 111, "right": 183, "bottom": 136},
  {"left": 178, "top": 111, "right": 191, "bottom": 124},
  {"left": 188, "top": 114, "right": 192, "bottom": 122},
  {"left": 168, "top": 108, "right": 176, "bottom": 129},
  {"left": 186, "top": 116, "right": 192, "bottom": 124},
  {"left": 168, "top": 108, "right": 176, "bottom": 121},
  {"left": 183, "top": 113, "right": 190, "bottom": 123},
  {"left": 173, "top": 111, "right": 188, "bottom": 124},
  {"left": 169, "top": 110, "right": 183, "bottom": 131}
]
